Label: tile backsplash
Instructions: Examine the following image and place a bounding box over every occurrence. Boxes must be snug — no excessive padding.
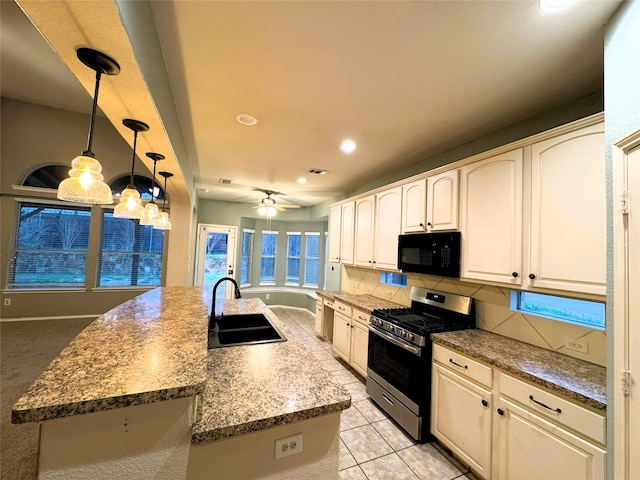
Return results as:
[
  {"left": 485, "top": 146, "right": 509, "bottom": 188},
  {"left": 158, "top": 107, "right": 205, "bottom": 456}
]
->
[{"left": 341, "top": 265, "right": 605, "bottom": 366}]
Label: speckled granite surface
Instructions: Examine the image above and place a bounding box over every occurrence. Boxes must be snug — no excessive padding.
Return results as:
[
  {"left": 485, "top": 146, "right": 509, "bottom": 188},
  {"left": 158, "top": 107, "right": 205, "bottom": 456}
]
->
[
  {"left": 12, "top": 287, "right": 209, "bottom": 424},
  {"left": 11, "top": 288, "right": 351, "bottom": 447},
  {"left": 317, "top": 291, "right": 402, "bottom": 313},
  {"left": 431, "top": 329, "right": 606, "bottom": 411},
  {"left": 193, "top": 297, "right": 351, "bottom": 445}
]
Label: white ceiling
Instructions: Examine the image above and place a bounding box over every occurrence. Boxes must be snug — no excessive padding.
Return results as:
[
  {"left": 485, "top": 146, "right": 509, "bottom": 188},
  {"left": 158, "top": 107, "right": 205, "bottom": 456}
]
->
[{"left": 1, "top": 0, "right": 621, "bottom": 209}]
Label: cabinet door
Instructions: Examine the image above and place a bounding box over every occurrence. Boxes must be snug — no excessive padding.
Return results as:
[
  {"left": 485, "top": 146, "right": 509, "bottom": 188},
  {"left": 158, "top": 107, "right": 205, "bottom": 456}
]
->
[
  {"left": 315, "top": 299, "right": 324, "bottom": 337},
  {"left": 432, "top": 364, "right": 492, "bottom": 479},
  {"left": 460, "top": 150, "right": 523, "bottom": 285},
  {"left": 350, "top": 322, "right": 369, "bottom": 377},
  {"left": 332, "top": 313, "right": 351, "bottom": 362},
  {"left": 402, "top": 179, "right": 427, "bottom": 233},
  {"left": 328, "top": 205, "right": 342, "bottom": 263},
  {"left": 354, "top": 195, "right": 375, "bottom": 267},
  {"left": 340, "top": 202, "right": 355, "bottom": 265},
  {"left": 527, "top": 123, "right": 605, "bottom": 295},
  {"left": 374, "top": 187, "right": 402, "bottom": 270},
  {"left": 427, "top": 169, "right": 459, "bottom": 231},
  {"left": 497, "top": 397, "right": 606, "bottom": 480}
]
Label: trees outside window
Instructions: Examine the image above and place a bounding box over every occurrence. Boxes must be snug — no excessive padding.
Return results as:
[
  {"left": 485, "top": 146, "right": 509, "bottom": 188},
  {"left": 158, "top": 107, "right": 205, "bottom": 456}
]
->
[
  {"left": 7, "top": 202, "right": 91, "bottom": 288},
  {"left": 98, "top": 211, "right": 164, "bottom": 286},
  {"left": 304, "top": 233, "right": 320, "bottom": 287},
  {"left": 241, "top": 230, "right": 254, "bottom": 285}
]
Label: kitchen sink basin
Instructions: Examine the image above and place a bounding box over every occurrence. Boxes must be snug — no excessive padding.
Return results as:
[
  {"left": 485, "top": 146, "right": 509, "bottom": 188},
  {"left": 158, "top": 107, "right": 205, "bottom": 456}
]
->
[{"left": 208, "top": 313, "right": 287, "bottom": 348}]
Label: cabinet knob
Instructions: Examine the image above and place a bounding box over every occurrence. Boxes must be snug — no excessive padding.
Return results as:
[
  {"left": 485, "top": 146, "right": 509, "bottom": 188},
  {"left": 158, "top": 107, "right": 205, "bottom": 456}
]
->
[
  {"left": 512, "top": 272, "right": 519, "bottom": 278},
  {"left": 528, "top": 273, "right": 536, "bottom": 280},
  {"left": 419, "top": 223, "right": 424, "bottom": 227},
  {"left": 427, "top": 222, "right": 432, "bottom": 227},
  {"left": 481, "top": 400, "right": 489, "bottom": 407},
  {"left": 497, "top": 408, "right": 505, "bottom": 416}
]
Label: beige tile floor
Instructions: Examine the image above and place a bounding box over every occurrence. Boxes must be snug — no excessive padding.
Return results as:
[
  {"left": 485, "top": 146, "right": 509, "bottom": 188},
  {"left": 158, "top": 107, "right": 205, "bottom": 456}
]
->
[{"left": 271, "top": 306, "right": 477, "bottom": 480}]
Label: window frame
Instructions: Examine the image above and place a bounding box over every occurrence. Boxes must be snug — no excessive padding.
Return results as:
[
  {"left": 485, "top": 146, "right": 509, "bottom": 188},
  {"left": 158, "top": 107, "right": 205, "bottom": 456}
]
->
[
  {"left": 259, "top": 230, "right": 278, "bottom": 285},
  {"left": 303, "top": 232, "right": 321, "bottom": 288},
  {"left": 285, "top": 232, "right": 301, "bottom": 286},
  {"left": 240, "top": 229, "right": 254, "bottom": 286},
  {"left": 6, "top": 199, "right": 92, "bottom": 290}
]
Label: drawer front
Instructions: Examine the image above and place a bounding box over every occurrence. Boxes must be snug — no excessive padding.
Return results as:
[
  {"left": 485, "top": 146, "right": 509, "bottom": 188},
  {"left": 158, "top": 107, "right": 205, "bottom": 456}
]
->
[
  {"left": 499, "top": 372, "right": 605, "bottom": 445},
  {"left": 323, "top": 298, "right": 335, "bottom": 308},
  {"left": 433, "top": 344, "right": 493, "bottom": 388},
  {"left": 334, "top": 301, "right": 352, "bottom": 317},
  {"left": 352, "top": 308, "right": 370, "bottom": 326}
]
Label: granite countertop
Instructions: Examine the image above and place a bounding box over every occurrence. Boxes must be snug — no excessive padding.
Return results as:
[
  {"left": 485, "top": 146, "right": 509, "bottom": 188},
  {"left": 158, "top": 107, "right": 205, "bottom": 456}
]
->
[
  {"left": 431, "top": 329, "right": 606, "bottom": 411},
  {"left": 12, "top": 287, "right": 209, "bottom": 424},
  {"left": 317, "top": 290, "right": 403, "bottom": 313},
  {"left": 192, "top": 297, "right": 351, "bottom": 445},
  {"left": 12, "top": 287, "right": 351, "bottom": 446}
]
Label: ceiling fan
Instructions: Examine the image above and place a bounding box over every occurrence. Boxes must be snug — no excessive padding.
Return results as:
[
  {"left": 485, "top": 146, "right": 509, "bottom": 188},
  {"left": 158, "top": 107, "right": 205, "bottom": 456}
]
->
[{"left": 252, "top": 190, "right": 300, "bottom": 217}]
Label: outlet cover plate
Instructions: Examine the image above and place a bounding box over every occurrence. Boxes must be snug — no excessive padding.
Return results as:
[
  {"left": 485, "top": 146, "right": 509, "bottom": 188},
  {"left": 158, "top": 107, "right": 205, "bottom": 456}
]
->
[{"left": 275, "top": 433, "right": 303, "bottom": 459}]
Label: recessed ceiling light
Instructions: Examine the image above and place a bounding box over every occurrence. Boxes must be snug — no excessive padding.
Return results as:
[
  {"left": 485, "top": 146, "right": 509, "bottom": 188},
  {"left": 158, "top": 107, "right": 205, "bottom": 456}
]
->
[
  {"left": 340, "top": 139, "right": 356, "bottom": 154},
  {"left": 296, "top": 177, "right": 307, "bottom": 184},
  {"left": 539, "top": 0, "right": 576, "bottom": 12},
  {"left": 236, "top": 113, "right": 258, "bottom": 126}
]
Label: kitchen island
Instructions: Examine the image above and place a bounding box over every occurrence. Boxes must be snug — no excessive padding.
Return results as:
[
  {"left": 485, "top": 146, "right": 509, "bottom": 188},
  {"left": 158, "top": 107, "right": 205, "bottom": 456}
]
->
[{"left": 11, "top": 287, "right": 351, "bottom": 480}]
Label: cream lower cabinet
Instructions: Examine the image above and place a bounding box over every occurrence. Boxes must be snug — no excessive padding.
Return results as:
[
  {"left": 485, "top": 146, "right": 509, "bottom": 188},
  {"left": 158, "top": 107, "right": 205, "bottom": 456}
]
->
[
  {"left": 432, "top": 345, "right": 493, "bottom": 479},
  {"left": 332, "top": 303, "right": 369, "bottom": 377},
  {"left": 314, "top": 297, "right": 324, "bottom": 337},
  {"left": 432, "top": 345, "right": 606, "bottom": 480}
]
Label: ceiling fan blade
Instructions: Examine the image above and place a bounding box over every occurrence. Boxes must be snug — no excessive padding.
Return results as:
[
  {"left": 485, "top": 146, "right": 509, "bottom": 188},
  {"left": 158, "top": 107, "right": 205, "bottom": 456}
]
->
[{"left": 278, "top": 204, "right": 301, "bottom": 209}]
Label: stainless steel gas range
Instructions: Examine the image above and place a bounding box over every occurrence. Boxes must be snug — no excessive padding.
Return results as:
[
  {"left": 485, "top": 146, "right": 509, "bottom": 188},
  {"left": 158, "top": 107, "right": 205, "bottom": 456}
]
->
[{"left": 366, "top": 286, "right": 474, "bottom": 442}]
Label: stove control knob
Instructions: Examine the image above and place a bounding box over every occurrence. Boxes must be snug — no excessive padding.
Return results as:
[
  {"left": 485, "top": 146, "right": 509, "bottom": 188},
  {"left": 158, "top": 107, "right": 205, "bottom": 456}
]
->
[
  {"left": 407, "top": 333, "right": 415, "bottom": 341},
  {"left": 401, "top": 330, "right": 407, "bottom": 338}
]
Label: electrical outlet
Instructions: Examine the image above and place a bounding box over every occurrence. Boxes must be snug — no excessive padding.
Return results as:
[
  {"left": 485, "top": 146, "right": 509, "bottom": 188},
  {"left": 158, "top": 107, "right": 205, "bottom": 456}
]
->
[
  {"left": 265, "top": 293, "right": 270, "bottom": 300},
  {"left": 275, "top": 433, "right": 303, "bottom": 459},
  {"left": 385, "top": 291, "right": 392, "bottom": 299},
  {"left": 566, "top": 339, "right": 589, "bottom": 354},
  {"left": 3, "top": 298, "right": 10, "bottom": 306}
]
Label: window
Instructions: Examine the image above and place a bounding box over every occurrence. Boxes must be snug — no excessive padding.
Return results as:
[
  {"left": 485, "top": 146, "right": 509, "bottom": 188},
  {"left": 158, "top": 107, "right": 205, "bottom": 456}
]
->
[
  {"left": 380, "top": 272, "right": 407, "bottom": 288},
  {"left": 510, "top": 291, "right": 605, "bottom": 330},
  {"left": 7, "top": 201, "right": 91, "bottom": 288},
  {"left": 260, "top": 231, "right": 278, "bottom": 284},
  {"left": 304, "top": 233, "right": 320, "bottom": 287},
  {"left": 98, "top": 211, "right": 164, "bottom": 287},
  {"left": 240, "top": 230, "right": 254, "bottom": 285},
  {"left": 286, "top": 232, "right": 301, "bottom": 285},
  {"left": 110, "top": 174, "right": 166, "bottom": 201}
]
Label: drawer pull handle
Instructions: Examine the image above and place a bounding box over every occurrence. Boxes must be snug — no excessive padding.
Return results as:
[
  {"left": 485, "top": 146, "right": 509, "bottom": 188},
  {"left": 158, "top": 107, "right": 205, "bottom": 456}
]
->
[
  {"left": 529, "top": 395, "right": 562, "bottom": 414},
  {"left": 481, "top": 400, "right": 489, "bottom": 407},
  {"left": 382, "top": 394, "right": 394, "bottom": 406},
  {"left": 338, "top": 306, "right": 346, "bottom": 311},
  {"left": 449, "top": 359, "right": 468, "bottom": 369}
]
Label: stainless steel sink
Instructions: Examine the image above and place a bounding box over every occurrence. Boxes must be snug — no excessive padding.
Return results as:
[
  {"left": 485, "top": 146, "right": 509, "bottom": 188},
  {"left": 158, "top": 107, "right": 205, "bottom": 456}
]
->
[{"left": 208, "top": 313, "right": 287, "bottom": 348}]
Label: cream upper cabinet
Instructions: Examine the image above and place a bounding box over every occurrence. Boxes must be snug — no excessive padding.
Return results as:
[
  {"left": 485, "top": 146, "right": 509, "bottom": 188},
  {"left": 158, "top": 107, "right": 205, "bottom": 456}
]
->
[
  {"left": 426, "top": 169, "right": 459, "bottom": 231},
  {"left": 354, "top": 195, "right": 375, "bottom": 267},
  {"left": 328, "top": 205, "right": 342, "bottom": 263},
  {"left": 353, "top": 187, "right": 402, "bottom": 270},
  {"left": 402, "top": 179, "right": 427, "bottom": 233},
  {"left": 460, "top": 149, "right": 524, "bottom": 286},
  {"left": 329, "top": 202, "right": 355, "bottom": 264},
  {"left": 373, "top": 187, "right": 402, "bottom": 270},
  {"left": 525, "top": 123, "right": 605, "bottom": 295},
  {"left": 340, "top": 201, "right": 355, "bottom": 265}
]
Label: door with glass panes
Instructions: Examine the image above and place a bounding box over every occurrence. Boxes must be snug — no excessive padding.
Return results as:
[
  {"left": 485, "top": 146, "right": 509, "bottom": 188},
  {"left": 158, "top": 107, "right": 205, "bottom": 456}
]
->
[{"left": 194, "top": 225, "right": 237, "bottom": 299}]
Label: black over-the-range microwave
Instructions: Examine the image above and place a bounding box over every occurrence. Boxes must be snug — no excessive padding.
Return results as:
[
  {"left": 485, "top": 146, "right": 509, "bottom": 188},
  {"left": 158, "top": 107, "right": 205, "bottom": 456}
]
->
[{"left": 397, "top": 231, "right": 461, "bottom": 278}]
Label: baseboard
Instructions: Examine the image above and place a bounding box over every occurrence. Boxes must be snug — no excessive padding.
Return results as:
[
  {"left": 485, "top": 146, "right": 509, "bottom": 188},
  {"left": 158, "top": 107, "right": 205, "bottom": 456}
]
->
[{"left": 0, "top": 314, "right": 100, "bottom": 323}]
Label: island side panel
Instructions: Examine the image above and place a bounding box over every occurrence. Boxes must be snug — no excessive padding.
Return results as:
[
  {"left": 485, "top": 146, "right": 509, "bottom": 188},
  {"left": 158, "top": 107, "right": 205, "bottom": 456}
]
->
[
  {"left": 186, "top": 412, "right": 341, "bottom": 480},
  {"left": 38, "top": 396, "right": 196, "bottom": 480}
]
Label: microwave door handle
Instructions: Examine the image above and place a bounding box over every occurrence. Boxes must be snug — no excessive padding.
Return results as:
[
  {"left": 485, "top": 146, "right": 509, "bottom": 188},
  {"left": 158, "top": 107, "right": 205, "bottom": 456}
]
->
[{"left": 368, "top": 326, "right": 422, "bottom": 357}]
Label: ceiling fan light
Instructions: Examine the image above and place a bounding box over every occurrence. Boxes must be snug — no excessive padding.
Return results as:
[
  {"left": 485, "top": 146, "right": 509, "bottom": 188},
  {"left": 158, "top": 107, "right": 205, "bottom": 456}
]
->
[
  {"left": 257, "top": 205, "right": 267, "bottom": 216},
  {"left": 57, "top": 154, "right": 113, "bottom": 204},
  {"left": 114, "top": 187, "right": 144, "bottom": 219},
  {"left": 266, "top": 206, "right": 277, "bottom": 217}
]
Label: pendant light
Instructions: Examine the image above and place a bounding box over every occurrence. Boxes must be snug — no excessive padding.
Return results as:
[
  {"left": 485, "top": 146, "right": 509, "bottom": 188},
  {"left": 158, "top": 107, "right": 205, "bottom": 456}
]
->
[
  {"left": 114, "top": 119, "right": 149, "bottom": 219},
  {"left": 140, "top": 152, "right": 164, "bottom": 226},
  {"left": 154, "top": 171, "right": 173, "bottom": 230},
  {"left": 57, "top": 48, "right": 119, "bottom": 204}
]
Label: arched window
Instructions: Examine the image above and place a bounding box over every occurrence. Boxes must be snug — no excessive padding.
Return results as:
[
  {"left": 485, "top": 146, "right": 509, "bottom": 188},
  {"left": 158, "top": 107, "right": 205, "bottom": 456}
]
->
[{"left": 109, "top": 174, "right": 167, "bottom": 202}]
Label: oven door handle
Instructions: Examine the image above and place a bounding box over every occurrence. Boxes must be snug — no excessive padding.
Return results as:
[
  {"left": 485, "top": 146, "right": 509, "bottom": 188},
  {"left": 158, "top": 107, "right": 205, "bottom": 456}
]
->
[{"left": 368, "top": 326, "right": 422, "bottom": 356}]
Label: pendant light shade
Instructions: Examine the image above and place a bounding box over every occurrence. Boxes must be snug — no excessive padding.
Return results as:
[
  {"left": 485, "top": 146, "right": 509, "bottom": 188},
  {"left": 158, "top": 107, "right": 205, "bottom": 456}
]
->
[
  {"left": 58, "top": 48, "right": 120, "bottom": 204},
  {"left": 154, "top": 171, "right": 173, "bottom": 231},
  {"left": 140, "top": 152, "right": 164, "bottom": 226},
  {"left": 114, "top": 119, "right": 149, "bottom": 219}
]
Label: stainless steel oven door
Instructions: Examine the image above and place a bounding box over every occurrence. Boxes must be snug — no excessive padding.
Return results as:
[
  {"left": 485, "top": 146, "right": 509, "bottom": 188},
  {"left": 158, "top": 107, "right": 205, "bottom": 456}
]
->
[{"left": 367, "top": 325, "right": 432, "bottom": 412}]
